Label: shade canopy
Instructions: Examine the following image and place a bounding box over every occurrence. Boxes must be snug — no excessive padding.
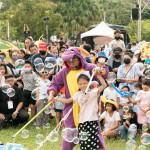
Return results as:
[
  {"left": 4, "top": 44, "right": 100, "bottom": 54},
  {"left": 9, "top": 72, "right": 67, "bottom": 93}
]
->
[{"left": 81, "top": 21, "right": 114, "bottom": 39}]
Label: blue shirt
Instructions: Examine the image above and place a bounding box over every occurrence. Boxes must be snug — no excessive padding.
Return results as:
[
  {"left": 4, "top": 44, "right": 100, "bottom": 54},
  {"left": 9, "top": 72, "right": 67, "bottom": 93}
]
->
[
  {"left": 117, "top": 63, "right": 141, "bottom": 92},
  {"left": 31, "top": 52, "right": 53, "bottom": 69}
]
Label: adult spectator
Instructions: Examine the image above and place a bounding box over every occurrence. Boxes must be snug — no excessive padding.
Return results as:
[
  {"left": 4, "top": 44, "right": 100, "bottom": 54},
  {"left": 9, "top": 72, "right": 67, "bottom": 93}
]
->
[
  {"left": 58, "top": 37, "right": 65, "bottom": 47},
  {"left": 31, "top": 42, "right": 53, "bottom": 70},
  {"left": 83, "top": 44, "right": 92, "bottom": 63},
  {"left": 25, "top": 37, "right": 32, "bottom": 52},
  {"left": 48, "top": 44, "right": 58, "bottom": 59},
  {"left": 29, "top": 44, "right": 38, "bottom": 56},
  {"left": 18, "top": 49, "right": 25, "bottom": 60},
  {"left": 90, "top": 51, "right": 96, "bottom": 63},
  {"left": 117, "top": 51, "right": 141, "bottom": 94},
  {"left": 111, "top": 30, "right": 125, "bottom": 51},
  {"left": 0, "top": 74, "right": 29, "bottom": 129},
  {"left": 7, "top": 50, "right": 20, "bottom": 77},
  {"left": 108, "top": 47, "right": 124, "bottom": 73},
  {"left": 24, "top": 24, "right": 30, "bottom": 39},
  {"left": 131, "top": 43, "right": 140, "bottom": 54}
]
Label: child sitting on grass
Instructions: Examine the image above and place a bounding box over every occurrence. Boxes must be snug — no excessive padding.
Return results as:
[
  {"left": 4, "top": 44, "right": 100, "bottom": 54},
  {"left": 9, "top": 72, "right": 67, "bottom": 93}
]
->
[
  {"left": 100, "top": 98, "right": 121, "bottom": 139},
  {"left": 120, "top": 108, "right": 138, "bottom": 139}
]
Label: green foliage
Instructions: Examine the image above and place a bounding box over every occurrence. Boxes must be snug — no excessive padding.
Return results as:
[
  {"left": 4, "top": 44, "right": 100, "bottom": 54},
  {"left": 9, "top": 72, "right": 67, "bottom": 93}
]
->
[
  {"left": 0, "top": 0, "right": 63, "bottom": 41},
  {"left": 0, "top": 0, "right": 150, "bottom": 41},
  {"left": 126, "top": 19, "right": 150, "bottom": 42}
]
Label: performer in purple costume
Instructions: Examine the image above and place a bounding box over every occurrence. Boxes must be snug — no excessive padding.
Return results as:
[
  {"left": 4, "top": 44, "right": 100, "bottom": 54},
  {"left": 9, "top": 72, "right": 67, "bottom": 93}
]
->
[{"left": 48, "top": 47, "right": 108, "bottom": 150}]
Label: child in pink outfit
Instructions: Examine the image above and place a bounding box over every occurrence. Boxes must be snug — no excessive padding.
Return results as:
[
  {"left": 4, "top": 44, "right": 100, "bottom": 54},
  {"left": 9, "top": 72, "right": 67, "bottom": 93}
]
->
[
  {"left": 55, "top": 71, "right": 106, "bottom": 150},
  {"left": 135, "top": 79, "right": 150, "bottom": 124}
]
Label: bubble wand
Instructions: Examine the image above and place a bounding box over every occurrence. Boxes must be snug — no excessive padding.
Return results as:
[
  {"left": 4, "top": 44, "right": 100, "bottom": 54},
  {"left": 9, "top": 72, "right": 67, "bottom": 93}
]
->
[
  {"left": 12, "top": 93, "right": 53, "bottom": 139},
  {"left": 36, "top": 71, "right": 96, "bottom": 150}
]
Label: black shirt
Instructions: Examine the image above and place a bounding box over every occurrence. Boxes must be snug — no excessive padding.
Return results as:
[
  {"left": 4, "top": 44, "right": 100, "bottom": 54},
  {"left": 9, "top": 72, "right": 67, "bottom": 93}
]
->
[
  {"left": 112, "top": 60, "right": 121, "bottom": 69},
  {"left": 0, "top": 86, "right": 24, "bottom": 114}
]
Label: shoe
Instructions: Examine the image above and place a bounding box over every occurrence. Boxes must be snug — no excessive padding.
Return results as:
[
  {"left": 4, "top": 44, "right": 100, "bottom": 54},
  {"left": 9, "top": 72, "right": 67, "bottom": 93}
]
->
[{"left": 35, "top": 126, "right": 41, "bottom": 130}]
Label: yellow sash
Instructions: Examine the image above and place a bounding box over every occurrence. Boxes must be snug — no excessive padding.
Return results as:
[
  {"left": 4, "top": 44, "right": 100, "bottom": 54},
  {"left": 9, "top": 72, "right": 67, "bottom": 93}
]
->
[{"left": 66, "top": 69, "right": 85, "bottom": 128}]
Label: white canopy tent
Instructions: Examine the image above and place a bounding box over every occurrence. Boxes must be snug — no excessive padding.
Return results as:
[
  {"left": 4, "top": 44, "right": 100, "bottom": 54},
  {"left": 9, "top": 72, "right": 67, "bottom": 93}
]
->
[{"left": 81, "top": 21, "right": 114, "bottom": 39}]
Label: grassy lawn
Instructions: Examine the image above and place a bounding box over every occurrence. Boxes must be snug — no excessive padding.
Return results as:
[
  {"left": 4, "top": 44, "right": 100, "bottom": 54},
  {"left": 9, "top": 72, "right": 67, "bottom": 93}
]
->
[{"left": 0, "top": 118, "right": 149, "bottom": 150}]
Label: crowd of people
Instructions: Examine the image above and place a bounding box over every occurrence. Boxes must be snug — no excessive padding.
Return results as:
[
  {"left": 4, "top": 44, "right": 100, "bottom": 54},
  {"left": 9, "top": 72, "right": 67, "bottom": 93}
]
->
[{"left": 0, "top": 29, "right": 149, "bottom": 150}]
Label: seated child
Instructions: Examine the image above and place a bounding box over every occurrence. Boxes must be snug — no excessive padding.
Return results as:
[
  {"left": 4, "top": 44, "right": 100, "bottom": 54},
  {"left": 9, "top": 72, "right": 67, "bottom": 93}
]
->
[
  {"left": 120, "top": 108, "right": 138, "bottom": 139},
  {"left": 103, "top": 80, "right": 120, "bottom": 110},
  {"left": 100, "top": 99, "right": 121, "bottom": 139},
  {"left": 119, "top": 86, "right": 132, "bottom": 117}
]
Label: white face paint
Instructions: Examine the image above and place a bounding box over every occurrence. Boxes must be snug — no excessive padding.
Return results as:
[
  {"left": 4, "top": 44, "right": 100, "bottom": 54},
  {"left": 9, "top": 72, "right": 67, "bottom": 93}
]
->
[{"left": 98, "top": 58, "right": 105, "bottom": 64}]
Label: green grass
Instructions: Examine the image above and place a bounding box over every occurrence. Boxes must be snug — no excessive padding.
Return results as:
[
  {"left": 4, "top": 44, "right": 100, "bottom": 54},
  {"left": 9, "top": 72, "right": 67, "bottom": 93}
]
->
[
  {"left": 0, "top": 40, "right": 12, "bottom": 49},
  {"left": 0, "top": 119, "right": 149, "bottom": 150}
]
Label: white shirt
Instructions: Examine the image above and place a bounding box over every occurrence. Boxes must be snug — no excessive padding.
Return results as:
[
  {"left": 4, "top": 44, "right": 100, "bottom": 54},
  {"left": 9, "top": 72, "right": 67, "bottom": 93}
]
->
[
  {"left": 100, "top": 111, "right": 121, "bottom": 131},
  {"left": 103, "top": 87, "right": 120, "bottom": 103},
  {"left": 36, "top": 78, "right": 51, "bottom": 100},
  {"left": 72, "top": 88, "right": 99, "bottom": 123}
]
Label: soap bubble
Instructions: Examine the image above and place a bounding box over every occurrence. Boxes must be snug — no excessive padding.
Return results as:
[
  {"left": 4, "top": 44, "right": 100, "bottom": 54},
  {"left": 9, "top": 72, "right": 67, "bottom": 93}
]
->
[
  {"left": 1, "top": 84, "right": 11, "bottom": 93},
  {"left": 44, "top": 57, "right": 56, "bottom": 67},
  {"left": 57, "top": 58, "right": 64, "bottom": 66},
  {"left": 15, "top": 59, "right": 24, "bottom": 70},
  {"left": 107, "top": 72, "right": 116, "bottom": 83},
  {"left": 126, "top": 139, "right": 137, "bottom": 150},
  {"left": 123, "top": 106, "right": 129, "bottom": 112},
  {"left": 89, "top": 81, "right": 99, "bottom": 90},
  {"left": 35, "top": 63, "right": 44, "bottom": 72},
  {"left": 61, "top": 128, "right": 78, "bottom": 142},
  {"left": 146, "top": 111, "right": 150, "bottom": 124},
  {"left": 142, "top": 124, "right": 148, "bottom": 131},
  {"left": 128, "top": 124, "right": 137, "bottom": 139},
  {"left": 140, "top": 102, "right": 149, "bottom": 111},
  {"left": 48, "top": 132, "right": 59, "bottom": 142},
  {"left": 34, "top": 58, "right": 43, "bottom": 66},
  {"left": 44, "top": 106, "right": 51, "bottom": 114},
  {"left": 7, "top": 88, "right": 15, "bottom": 97},
  {"left": 31, "top": 87, "right": 42, "bottom": 100},
  {"left": 138, "top": 145, "right": 147, "bottom": 150},
  {"left": 21, "top": 129, "right": 29, "bottom": 138},
  {"left": 79, "top": 132, "right": 88, "bottom": 141},
  {"left": 35, "top": 134, "right": 44, "bottom": 144},
  {"left": 146, "top": 111, "right": 150, "bottom": 117},
  {"left": 145, "top": 69, "right": 150, "bottom": 79},
  {"left": 141, "top": 133, "right": 150, "bottom": 145},
  {"left": 73, "top": 137, "right": 79, "bottom": 144},
  {"left": 45, "top": 63, "right": 54, "bottom": 73},
  {"left": 133, "top": 105, "right": 139, "bottom": 113}
]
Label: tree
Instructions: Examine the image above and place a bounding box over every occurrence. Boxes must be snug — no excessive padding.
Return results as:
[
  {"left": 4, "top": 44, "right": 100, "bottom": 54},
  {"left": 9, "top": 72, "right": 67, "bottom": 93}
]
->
[
  {"left": 0, "top": 0, "right": 63, "bottom": 41},
  {"left": 126, "top": 19, "right": 150, "bottom": 42}
]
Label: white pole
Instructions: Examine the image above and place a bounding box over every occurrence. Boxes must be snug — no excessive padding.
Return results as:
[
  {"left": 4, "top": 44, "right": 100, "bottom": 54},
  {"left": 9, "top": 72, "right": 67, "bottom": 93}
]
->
[
  {"left": 0, "top": 2, "right": 3, "bottom": 50},
  {"left": 137, "top": 0, "right": 141, "bottom": 41},
  {"left": 104, "top": 11, "right": 106, "bottom": 22},
  {"left": 8, "top": 20, "right": 9, "bottom": 40}
]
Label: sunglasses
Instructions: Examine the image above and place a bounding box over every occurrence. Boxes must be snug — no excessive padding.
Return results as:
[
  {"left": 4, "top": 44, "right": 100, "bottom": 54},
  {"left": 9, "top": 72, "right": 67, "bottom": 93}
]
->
[{"left": 41, "top": 71, "right": 48, "bottom": 74}]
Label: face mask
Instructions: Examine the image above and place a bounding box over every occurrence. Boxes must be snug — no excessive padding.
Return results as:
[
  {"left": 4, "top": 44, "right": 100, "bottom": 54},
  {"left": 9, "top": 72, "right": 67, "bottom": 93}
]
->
[
  {"left": 98, "top": 58, "right": 105, "bottom": 64},
  {"left": 133, "top": 89, "right": 138, "bottom": 95},
  {"left": 40, "top": 51, "right": 46, "bottom": 55},
  {"left": 12, "top": 56, "right": 18, "bottom": 61},
  {"left": 115, "top": 36, "right": 120, "bottom": 40},
  {"left": 124, "top": 59, "right": 131, "bottom": 64},
  {"left": 114, "top": 54, "right": 121, "bottom": 59},
  {"left": 24, "top": 68, "right": 31, "bottom": 73}
]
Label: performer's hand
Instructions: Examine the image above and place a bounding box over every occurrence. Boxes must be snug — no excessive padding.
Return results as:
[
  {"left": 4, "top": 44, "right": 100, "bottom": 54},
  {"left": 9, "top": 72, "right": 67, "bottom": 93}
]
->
[{"left": 93, "top": 67, "right": 102, "bottom": 76}]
